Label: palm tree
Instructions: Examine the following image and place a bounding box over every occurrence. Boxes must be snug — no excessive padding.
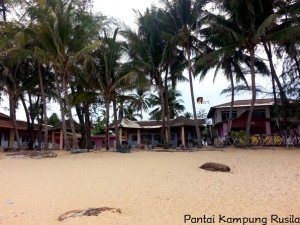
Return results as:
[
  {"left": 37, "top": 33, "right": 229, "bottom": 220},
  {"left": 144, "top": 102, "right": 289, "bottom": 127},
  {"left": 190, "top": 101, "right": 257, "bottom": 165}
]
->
[
  {"left": 129, "top": 88, "right": 151, "bottom": 120},
  {"left": 32, "top": 0, "right": 102, "bottom": 150},
  {"left": 89, "top": 28, "right": 141, "bottom": 150},
  {"left": 148, "top": 87, "right": 185, "bottom": 120},
  {"left": 196, "top": 31, "right": 269, "bottom": 134},
  {"left": 123, "top": 105, "right": 141, "bottom": 121},
  {"left": 0, "top": 21, "right": 35, "bottom": 150},
  {"left": 161, "top": 0, "right": 207, "bottom": 148},
  {"left": 200, "top": 0, "right": 282, "bottom": 145},
  {"left": 122, "top": 8, "right": 170, "bottom": 148},
  {"left": 183, "top": 112, "right": 193, "bottom": 119}
]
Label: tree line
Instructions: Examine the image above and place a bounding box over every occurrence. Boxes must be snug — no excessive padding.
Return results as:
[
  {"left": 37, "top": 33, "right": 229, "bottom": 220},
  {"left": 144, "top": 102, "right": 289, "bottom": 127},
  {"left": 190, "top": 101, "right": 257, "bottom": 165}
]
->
[{"left": 0, "top": 0, "right": 299, "bottom": 149}]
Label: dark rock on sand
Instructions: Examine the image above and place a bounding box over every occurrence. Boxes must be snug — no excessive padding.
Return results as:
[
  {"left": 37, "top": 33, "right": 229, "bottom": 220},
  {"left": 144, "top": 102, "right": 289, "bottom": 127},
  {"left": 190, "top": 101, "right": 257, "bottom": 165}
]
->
[
  {"left": 58, "top": 207, "right": 121, "bottom": 221},
  {"left": 199, "top": 162, "right": 230, "bottom": 172}
]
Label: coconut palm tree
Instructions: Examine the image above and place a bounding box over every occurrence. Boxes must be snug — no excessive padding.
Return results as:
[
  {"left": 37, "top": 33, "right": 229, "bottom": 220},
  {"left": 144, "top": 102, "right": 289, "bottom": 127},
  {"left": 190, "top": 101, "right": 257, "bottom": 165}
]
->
[
  {"left": 199, "top": 0, "right": 284, "bottom": 145},
  {"left": 123, "top": 105, "right": 141, "bottom": 121},
  {"left": 147, "top": 87, "right": 185, "bottom": 120},
  {"left": 122, "top": 8, "right": 171, "bottom": 148},
  {"left": 0, "top": 21, "right": 35, "bottom": 150},
  {"left": 129, "top": 88, "right": 151, "bottom": 120},
  {"left": 89, "top": 28, "right": 142, "bottom": 150},
  {"left": 196, "top": 27, "right": 269, "bottom": 134},
  {"left": 31, "top": 0, "right": 102, "bottom": 150},
  {"left": 160, "top": 0, "right": 208, "bottom": 148}
]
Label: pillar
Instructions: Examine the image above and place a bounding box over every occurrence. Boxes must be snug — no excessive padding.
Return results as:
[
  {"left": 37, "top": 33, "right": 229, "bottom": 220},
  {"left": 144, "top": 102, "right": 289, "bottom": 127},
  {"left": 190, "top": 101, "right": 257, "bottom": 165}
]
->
[
  {"left": 59, "top": 129, "right": 63, "bottom": 150},
  {"left": 8, "top": 128, "right": 15, "bottom": 148},
  {"left": 181, "top": 126, "right": 185, "bottom": 145},
  {"left": 265, "top": 122, "right": 271, "bottom": 135},
  {"left": 119, "top": 127, "right": 123, "bottom": 143},
  {"left": 137, "top": 129, "right": 141, "bottom": 145}
]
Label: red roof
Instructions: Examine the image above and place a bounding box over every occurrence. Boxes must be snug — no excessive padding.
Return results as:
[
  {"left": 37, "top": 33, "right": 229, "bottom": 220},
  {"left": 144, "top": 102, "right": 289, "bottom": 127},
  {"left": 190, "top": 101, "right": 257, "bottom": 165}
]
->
[
  {"left": 0, "top": 113, "right": 11, "bottom": 119},
  {"left": 121, "top": 116, "right": 205, "bottom": 128},
  {"left": 0, "top": 120, "right": 28, "bottom": 130}
]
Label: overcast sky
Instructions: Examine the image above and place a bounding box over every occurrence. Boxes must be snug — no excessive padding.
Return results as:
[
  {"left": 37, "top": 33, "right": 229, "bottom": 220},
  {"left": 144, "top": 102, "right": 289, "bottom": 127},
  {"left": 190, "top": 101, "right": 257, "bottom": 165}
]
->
[
  {"left": 0, "top": 0, "right": 274, "bottom": 121},
  {"left": 92, "top": 0, "right": 273, "bottom": 117}
]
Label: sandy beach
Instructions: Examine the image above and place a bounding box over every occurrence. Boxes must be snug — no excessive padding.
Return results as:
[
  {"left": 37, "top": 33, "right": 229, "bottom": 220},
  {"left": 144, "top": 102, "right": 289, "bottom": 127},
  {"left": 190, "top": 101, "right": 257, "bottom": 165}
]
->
[{"left": 0, "top": 147, "right": 300, "bottom": 225}]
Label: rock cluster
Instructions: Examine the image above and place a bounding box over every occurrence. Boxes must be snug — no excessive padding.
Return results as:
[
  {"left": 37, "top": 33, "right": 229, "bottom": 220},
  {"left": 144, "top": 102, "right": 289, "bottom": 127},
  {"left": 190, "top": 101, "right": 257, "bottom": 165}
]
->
[{"left": 199, "top": 162, "right": 230, "bottom": 172}]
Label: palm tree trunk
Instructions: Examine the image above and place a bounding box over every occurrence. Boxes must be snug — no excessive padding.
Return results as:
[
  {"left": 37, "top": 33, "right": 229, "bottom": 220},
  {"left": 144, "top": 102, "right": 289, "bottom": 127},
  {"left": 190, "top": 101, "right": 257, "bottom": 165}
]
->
[
  {"left": 263, "top": 42, "right": 280, "bottom": 131},
  {"left": 263, "top": 41, "right": 291, "bottom": 131},
  {"left": 54, "top": 71, "right": 71, "bottom": 151},
  {"left": 37, "top": 103, "right": 43, "bottom": 149},
  {"left": 38, "top": 64, "right": 48, "bottom": 150},
  {"left": 187, "top": 45, "right": 202, "bottom": 148},
  {"left": 113, "top": 98, "right": 120, "bottom": 148},
  {"left": 71, "top": 86, "right": 86, "bottom": 148},
  {"left": 118, "top": 99, "right": 124, "bottom": 121},
  {"left": 28, "top": 93, "right": 37, "bottom": 149},
  {"left": 105, "top": 100, "right": 110, "bottom": 150},
  {"left": 11, "top": 98, "right": 22, "bottom": 150},
  {"left": 263, "top": 42, "right": 287, "bottom": 102},
  {"left": 164, "top": 69, "right": 171, "bottom": 147},
  {"left": 84, "top": 102, "right": 92, "bottom": 149},
  {"left": 158, "top": 79, "right": 168, "bottom": 149},
  {"left": 20, "top": 95, "right": 34, "bottom": 150},
  {"left": 227, "top": 70, "right": 234, "bottom": 135},
  {"left": 245, "top": 46, "right": 256, "bottom": 146},
  {"left": 62, "top": 74, "right": 79, "bottom": 149}
]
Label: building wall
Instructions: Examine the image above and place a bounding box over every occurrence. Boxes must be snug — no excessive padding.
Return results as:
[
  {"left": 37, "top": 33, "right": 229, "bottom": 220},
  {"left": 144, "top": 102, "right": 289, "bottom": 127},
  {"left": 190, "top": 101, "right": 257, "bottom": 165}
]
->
[
  {"left": 90, "top": 136, "right": 115, "bottom": 149},
  {"left": 213, "top": 106, "right": 271, "bottom": 125},
  {"left": 127, "top": 127, "right": 199, "bottom": 147},
  {"left": 0, "top": 130, "right": 9, "bottom": 147}
]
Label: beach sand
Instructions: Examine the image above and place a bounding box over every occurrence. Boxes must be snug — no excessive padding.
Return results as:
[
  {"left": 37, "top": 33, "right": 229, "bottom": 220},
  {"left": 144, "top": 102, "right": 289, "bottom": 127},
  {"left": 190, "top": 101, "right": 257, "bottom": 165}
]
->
[{"left": 0, "top": 147, "right": 300, "bottom": 225}]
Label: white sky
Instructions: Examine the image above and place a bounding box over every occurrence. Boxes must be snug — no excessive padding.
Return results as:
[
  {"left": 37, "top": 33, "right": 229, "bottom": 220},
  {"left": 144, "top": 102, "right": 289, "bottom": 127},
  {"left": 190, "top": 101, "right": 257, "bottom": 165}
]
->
[
  {"left": 0, "top": 0, "right": 274, "bottom": 121},
  {"left": 92, "top": 0, "right": 273, "bottom": 117}
]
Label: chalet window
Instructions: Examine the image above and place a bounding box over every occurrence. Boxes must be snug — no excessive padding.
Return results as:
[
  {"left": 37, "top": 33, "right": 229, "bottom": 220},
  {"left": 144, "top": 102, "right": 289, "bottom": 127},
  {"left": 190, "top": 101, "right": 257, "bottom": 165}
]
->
[
  {"left": 253, "top": 109, "right": 266, "bottom": 118},
  {"left": 221, "top": 111, "right": 237, "bottom": 121},
  {"left": 131, "top": 135, "right": 137, "bottom": 141},
  {"left": 22, "top": 136, "right": 29, "bottom": 142},
  {"left": 141, "top": 134, "right": 152, "bottom": 144},
  {"left": 190, "top": 132, "right": 196, "bottom": 139},
  {"left": 170, "top": 134, "right": 176, "bottom": 140},
  {"left": 153, "top": 135, "right": 160, "bottom": 142}
]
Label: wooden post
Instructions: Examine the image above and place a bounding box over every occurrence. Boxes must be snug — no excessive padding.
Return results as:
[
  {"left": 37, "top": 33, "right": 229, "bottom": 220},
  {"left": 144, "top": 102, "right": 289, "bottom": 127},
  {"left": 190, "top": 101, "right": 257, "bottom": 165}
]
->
[
  {"left": 181, "top": 126, "right": 185, "bottom": 146},
  {"left": 119, "top": 127, "right": 122, "bottom": 144},
  {"left": 59, "top": 129, "right": 63, "bottom": 150},
  {"left": 137, "top": 129, "right": 141, "bottom": 145}
]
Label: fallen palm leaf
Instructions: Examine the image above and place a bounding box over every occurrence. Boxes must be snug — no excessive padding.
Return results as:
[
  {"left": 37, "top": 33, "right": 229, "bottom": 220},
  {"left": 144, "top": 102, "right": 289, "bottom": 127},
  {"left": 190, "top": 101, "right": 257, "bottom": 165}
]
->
[{"left": 58, "top": 207, "right": 121, "bottom": 221}]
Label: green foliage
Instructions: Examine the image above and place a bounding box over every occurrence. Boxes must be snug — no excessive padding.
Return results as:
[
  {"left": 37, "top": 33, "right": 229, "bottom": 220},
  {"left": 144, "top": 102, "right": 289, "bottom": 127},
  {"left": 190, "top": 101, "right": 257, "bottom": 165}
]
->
[
  {"left": 48, "top": 113, "right": 61, "bottom": 126},
  {"left": 230, "top": 130, "right": 246, "bottom": 146},
  {"left": 92, "top": 118, "right": 105, "bottom": 135},
  {"left": 183, "top": 112, "right": 192, "bottom": 119},
  {"left": 148, "top": 87, "right": 185, "bottom": 120}
]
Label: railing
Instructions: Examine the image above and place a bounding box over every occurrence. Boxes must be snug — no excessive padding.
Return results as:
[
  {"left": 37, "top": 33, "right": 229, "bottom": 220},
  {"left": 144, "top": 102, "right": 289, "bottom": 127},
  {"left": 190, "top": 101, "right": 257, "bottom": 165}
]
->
[
  {"left": 20, "top": 142, "right": 59, "bottom": 150},
  {"left": 224, "top": 135, "right": 300, "bottom": 146}
]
